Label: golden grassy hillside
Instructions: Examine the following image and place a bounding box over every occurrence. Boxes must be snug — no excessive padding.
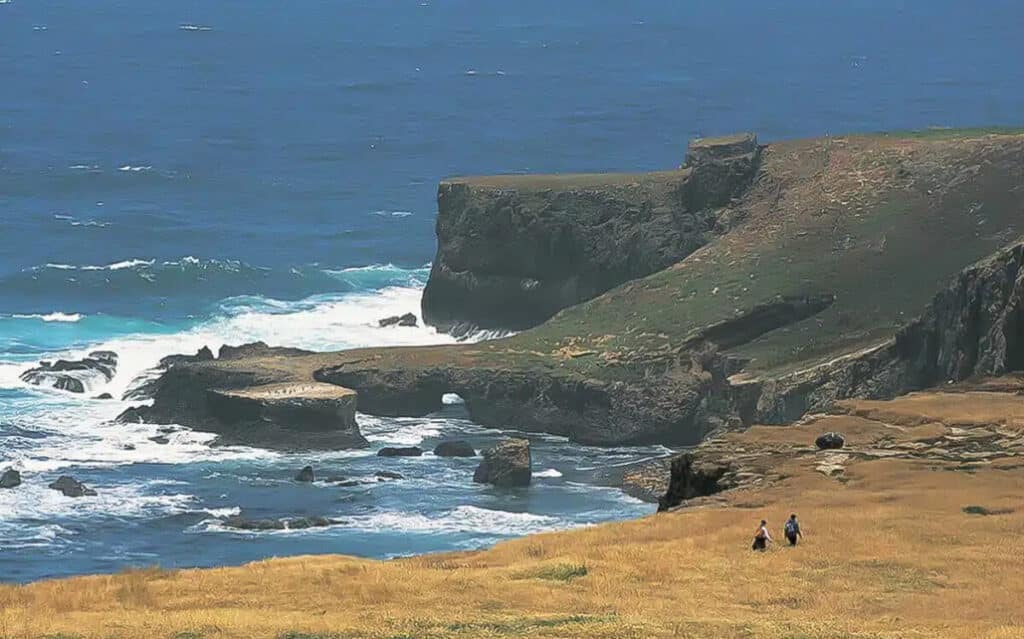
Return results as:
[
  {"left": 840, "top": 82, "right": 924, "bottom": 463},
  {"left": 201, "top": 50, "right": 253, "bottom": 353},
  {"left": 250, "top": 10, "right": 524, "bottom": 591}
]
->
[{"left": 3, "top": 381, "right": 1024, "bottom": 639}]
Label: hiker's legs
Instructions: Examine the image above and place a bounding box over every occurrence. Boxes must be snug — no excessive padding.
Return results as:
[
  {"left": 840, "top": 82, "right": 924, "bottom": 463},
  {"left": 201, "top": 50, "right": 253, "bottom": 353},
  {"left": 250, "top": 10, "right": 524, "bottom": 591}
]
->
[{"left": 786, "top": 533, "right": 797, "bottom": 546}]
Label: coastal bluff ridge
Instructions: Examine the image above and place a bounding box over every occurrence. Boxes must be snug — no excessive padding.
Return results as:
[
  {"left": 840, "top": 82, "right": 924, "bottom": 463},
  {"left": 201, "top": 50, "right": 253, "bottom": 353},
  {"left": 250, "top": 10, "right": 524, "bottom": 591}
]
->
[{"left": 120, "top": 128, "right": 1024, "bottom": 449}]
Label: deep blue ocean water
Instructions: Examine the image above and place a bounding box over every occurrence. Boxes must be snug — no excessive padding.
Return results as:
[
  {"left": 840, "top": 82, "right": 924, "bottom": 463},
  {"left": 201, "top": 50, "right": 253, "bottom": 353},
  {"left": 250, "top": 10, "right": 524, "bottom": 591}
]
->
[{"left": 1, "top": 0, "right": 1023, "bottom": 582}]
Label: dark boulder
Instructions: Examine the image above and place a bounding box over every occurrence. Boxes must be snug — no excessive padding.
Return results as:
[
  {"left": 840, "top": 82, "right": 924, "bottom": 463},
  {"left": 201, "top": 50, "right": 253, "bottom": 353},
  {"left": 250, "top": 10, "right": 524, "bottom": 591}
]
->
[
  {"left": 375, "top": 470, "right": 404, "bottom": 480},
  {"left": 379, "top": 313, "right": 418, "bottom": 328},
  {"left": 434, "top": 440, "right": 476, "bottom": 457},
  {"left": 0, "top": 469, "right": 22, "bottom": 489},
  {"left": 815, "top": 432, "right": 846, "bottom": 450},
  {"left": 48, "top": 475, "right": 97, "bottom": 497},
  {"left": 295, "top": 465, "right": 315, "bottom": 482},
  {"left": 377, "top": 446, "right": 423, "bottom": 457},
  {"left": 473, "top": 438, "right": 531, "bottom": 487},
  {"left": 20, "top": 351, "right": 118, "bottom": 394},
  {"left": 657, "top": 453, "right": 731, "bottom": 511},
  {"left": 148, "top": 435, "right": 170, "bottom": 445},
  {"left": 159, "top": 346, "right": 215, "bottom": 369},
  {"left": 94, "top": 393, "right": 114, "bottom": 400}
]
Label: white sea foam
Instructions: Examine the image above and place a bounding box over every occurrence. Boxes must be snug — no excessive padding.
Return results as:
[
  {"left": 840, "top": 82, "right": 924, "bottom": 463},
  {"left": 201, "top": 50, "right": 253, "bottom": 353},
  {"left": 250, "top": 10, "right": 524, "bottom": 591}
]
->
[
  {"left": 9, "top": 312, "right": 83, "bottom": 323},
  {"left": 38, "top": 258, "right": 153, "bottom": 272},
  {"left": 117, "top": 165, "right": 153, "bottom": 172},
  {"left": 348, "top": 506, "right": 564, "bottom": 536},
  {"left": 179, "top": 24, "right": 212, "bottom": 32},
  {"left": 0, "top": 479, "right": 197, "bottom": 523},
  {"left": 533, "top": 468, "right": 563, "bottom": 478},
  {"left": 359, "top": 414, "right": 445, "bottom": 446}
]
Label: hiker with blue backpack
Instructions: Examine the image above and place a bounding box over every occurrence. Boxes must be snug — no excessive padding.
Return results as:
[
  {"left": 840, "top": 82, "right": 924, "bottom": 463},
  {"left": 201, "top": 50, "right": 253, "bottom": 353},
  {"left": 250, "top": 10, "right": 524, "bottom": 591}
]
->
[{"left": 784, "top": 514, "right": 803, "bottom": 546}]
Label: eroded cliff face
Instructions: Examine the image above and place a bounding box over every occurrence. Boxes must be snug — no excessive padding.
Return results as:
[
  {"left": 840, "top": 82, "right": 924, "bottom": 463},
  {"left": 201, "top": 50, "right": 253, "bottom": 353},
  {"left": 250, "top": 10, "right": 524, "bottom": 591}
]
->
[
  {"left": 741, "top": 240, "right": 1024, "bottom": 425},
  {"left": 421, "top": 134, "right": 761, "bottom": 333}
]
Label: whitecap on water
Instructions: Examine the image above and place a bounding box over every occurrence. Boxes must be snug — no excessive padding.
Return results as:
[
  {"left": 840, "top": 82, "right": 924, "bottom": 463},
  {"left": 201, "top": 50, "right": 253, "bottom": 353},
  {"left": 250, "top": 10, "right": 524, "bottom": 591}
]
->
[
  {"left": 533, "top": 468, "right": 563, "bottom": 478},
  {"left": 347, "top": 505, "right": 564, "bottom": 536}
]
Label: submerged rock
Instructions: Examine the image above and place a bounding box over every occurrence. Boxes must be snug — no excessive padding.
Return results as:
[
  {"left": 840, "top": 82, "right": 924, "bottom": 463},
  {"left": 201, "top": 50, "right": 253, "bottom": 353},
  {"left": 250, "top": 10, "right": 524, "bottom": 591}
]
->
[
  {"left": 20, "top": 351, "right": 118, "bottom": 394},
  {"left": 379, "top": 313, "right": 418, "bottom": 328},
  {"left": 48, "top": 475, "right": 97, "bottom": 497},
  {"left": 94, "top": 392, "right": 114, "bottom": 400},
  {"left": 375, "top": 471, "right": 404, "bottom": 480},
  {"left": 148, "top": 435, "right": 170, "bottom": 445},
  {"left": 222, "top": 515, "right": 339, "bottom": 531},
  {"left": 295, "top": 465, "right": 315, "bottom": 482},
  {"left": 0, "top": 469, "right": 22, "bottom": 489},
  {"left": 434, "top": 440, "right": 476, "bottom": 457},
  {"left": 815, "top": 432, "right": 846, "bottom": 450},
  {"left": 377, "top": 446, "right": 423, "bottom": 457},
  {"left": 473, "top": 438, "right": 531, "bottom": 487}
]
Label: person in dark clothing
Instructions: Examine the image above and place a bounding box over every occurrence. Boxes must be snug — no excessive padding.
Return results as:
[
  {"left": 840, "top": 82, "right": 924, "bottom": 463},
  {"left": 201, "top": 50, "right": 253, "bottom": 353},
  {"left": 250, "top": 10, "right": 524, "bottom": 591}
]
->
[
  {"left": 784, "top": 513, "right": 802, "bottom": 546},
  {"left": 752, "top": 519, "right": 772, "bottom": 551}
]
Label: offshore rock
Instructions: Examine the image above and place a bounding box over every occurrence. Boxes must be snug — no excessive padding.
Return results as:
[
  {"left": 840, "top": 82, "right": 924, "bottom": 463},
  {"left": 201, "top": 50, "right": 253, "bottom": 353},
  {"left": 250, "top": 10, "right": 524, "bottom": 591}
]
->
[
  {"left": 49, "top": 475, "right": 97, "bottom": 497},
  {"left": 20, "top": 351, "right": 118, "bottom": 394},
  {"left": 434, "top": 440, "right": 476, "bottom": 457},
  {"left": 119, "top": 363, "right": 367, "bottom": 450},
  {"left": 0, "top": 469, "right": 22, "bottom": 489},
  {"left": 222, "top": 515, "right": 339, "bottom": 531},
  {"left": 295, "top": 465, "right": 315, "bottom": 482},
  {"left": 377, "top": 446, "right": 423, "bottom": 457},
  {"left": 379, "top": 313, "right": 418, "bottom": 327},
  {"left": 473, "top": 438, "right": 531, "bottom": 487}
]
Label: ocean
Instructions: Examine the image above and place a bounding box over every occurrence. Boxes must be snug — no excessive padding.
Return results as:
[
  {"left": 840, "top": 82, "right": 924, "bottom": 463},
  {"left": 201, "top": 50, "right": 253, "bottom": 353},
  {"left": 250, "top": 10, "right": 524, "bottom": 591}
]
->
[{"left": 1, "top": 0, "right": 1022, "bottom": 582}]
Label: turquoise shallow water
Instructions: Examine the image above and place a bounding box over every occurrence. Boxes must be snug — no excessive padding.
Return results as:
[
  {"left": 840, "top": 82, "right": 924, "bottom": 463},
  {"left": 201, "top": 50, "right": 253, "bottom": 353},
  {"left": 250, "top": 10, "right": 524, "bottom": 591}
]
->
[{"left": 1, "top": 0, "right": 1023, "bottom": 582}]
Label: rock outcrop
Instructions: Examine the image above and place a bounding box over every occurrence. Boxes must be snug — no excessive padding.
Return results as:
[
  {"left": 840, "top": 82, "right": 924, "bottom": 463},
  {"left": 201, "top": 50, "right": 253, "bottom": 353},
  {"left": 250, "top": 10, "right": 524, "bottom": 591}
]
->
[
  {"left": 377, "top": 447, "right": 423, "bottom": 457},
  {"left": 421, "top": 134, "right": 762, "bottom": 333},
  {"left": 656, "top": 453, "right": 732, "bottom": 512},
  {"left": 379, "top": 313, "right": 418, "bottom": 328},
  {"left": 159, "top": 346, "right": 215, "bottom": 369},
  {"left": 294, "top": 465, "right": 315, "bottom": 482},
  {"left": 119, "top": 360, "right": 367, "bottom": 450},
  {"left": 0, "top": 469, "right": 22, "bottom": 489},
  {"left": 222, "top": 515, "right": 339, "bottom": 531},
  {"left": 48, "top": 476, "right": 96, "bottom": 497},
  {"left": 218, "top": 342, "right": 313, "bottom": 361},
  {"left": 434, "top": 440, "right": 476, "bottom": 457},
  {"left": 473, "top": 438, "right": 531, "bottom": 487},
  {"left": 815, "top": 432, "right": 845, "bottom": 450},
  {"left": 20, "top": 351, "right": 117, "bottom": 393}
]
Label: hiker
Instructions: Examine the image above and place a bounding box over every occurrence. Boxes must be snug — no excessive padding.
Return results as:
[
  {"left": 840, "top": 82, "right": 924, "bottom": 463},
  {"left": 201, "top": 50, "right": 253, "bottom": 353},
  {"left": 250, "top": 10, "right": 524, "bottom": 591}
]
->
[
  {"left": 752, "top": 519, "right": 772, "bottom": 551},
  {"left": 784, "top": 514, "right": 803, "bottom": 546}
]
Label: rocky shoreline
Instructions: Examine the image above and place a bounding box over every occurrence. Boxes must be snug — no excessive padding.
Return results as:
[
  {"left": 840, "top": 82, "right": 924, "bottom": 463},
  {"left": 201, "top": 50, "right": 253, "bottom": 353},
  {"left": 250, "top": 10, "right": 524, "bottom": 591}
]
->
[{"left": 15, "top": 129, "right": 1024, "bottom": 510}]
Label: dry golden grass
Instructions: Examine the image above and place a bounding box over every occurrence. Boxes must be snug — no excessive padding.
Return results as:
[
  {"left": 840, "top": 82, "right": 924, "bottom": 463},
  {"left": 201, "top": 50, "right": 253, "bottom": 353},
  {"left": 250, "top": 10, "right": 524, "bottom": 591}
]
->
[{"left": 3, "top": 391, "right": 1024, "bottom": 639}]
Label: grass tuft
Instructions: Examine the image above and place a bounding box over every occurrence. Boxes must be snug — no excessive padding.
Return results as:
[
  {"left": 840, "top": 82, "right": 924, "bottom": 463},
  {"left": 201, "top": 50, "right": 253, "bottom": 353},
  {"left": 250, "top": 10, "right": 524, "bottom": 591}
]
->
[
  {"left": 962, "top": 505, "right": 1015, "bottom": 516},
  {"left": 514, "top": 563, "right": 588, "bottom": 582}
]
